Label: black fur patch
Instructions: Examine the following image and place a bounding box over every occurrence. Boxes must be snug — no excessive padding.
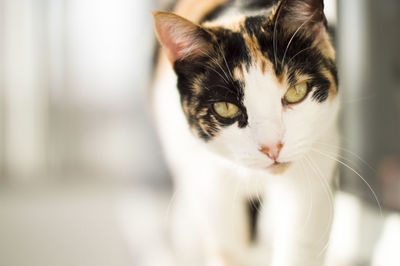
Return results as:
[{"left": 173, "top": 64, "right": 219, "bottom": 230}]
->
[
  {"left": 242, "top": 16, "right": 337, "bottom": 102},
  {"left": 174, "top": 28, "right": 251, "bottom": 140},
  {"left": 165, "top": 1, "right": 337, "bottom": 140},
  {"left": 239, "top": 0, "right": 278, "bottom": 10}
]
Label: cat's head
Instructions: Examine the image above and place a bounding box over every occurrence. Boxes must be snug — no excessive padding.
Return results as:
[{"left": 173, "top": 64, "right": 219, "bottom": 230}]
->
[{"left": 153, "top": 0, "right": 338, "bottom": 171}]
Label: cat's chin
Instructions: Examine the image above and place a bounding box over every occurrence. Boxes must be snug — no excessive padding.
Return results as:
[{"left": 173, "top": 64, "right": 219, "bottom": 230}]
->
[
  {"left": 241, "top": 161, "right": 292, "bottom": 174},
  {"left": 267, "top": 162, "right": 291, "bottom": 175}
]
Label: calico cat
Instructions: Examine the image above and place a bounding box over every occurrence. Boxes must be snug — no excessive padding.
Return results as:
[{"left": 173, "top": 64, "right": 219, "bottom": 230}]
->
[{"left": 152, "top": 0, "right": 339, "bottom": 265}]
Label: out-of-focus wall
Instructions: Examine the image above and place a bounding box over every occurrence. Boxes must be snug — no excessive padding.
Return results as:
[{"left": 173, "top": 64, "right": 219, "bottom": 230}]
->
[
  {"left": 0, "top": 0, "right": 168, "bottom": 184},
  {"left": 338, "top": 0, "right": 400, "bottom": 210},
  {"left": 0, "top": 0, "right": 4, "bottom": 180},
  {"left": 0, "top": 3, "right": 171, "bottom": 265},
  {"left": 1, "top": 0, "right": 48, "bottom": 181}
]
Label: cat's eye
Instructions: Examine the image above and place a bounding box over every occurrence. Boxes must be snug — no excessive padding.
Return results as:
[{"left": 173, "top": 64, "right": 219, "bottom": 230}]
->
[
  {"left": 283, "top": 82, "right": 309, "bottom": 104},
  {"left": 213, "top": 102, "right": 241, "bottom": 119}
]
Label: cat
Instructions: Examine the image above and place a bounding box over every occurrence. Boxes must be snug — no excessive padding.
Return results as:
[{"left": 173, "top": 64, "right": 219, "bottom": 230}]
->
[{"left": 152, "top": 0, "right": 339, "bottom": 265}]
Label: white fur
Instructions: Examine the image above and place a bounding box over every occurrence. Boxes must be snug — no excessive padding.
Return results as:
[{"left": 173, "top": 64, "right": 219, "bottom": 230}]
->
[{"left": 152, "top": 59, "right": 340, "bottom": 266}]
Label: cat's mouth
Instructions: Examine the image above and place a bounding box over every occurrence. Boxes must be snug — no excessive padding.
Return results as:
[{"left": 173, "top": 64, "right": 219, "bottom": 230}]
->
[{"left": 268, "top": 161, "right": 291, "bottom": 175}]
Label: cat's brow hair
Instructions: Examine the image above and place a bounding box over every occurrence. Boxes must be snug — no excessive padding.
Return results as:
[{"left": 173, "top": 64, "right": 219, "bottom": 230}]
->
[{"left": 163, "top": 0, "right": 338, "bottom": 140}]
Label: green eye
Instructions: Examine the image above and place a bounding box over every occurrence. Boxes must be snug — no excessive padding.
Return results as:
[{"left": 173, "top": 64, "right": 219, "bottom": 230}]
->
[
  {"left": 213, "top": 102, "right": 240, "bottom": 119},
  {"left": 283, "top": 82, "right": 309, "bottom": 104}
]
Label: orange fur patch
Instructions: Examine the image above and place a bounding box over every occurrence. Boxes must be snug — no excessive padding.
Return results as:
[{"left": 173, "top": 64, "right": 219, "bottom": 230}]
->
[
  {"left": 322, "top": 68, "right": 338, "bottom": 100},
  {"left": 202, "top": 16, "right": 246, "bottom": 32},
  {"left": 243, "top": 32, "right": 273, "bottom": 74},
  {"left": 173, "top": 0, "right": 230, "bottom": 23},
  {"left": 233, "top": 66, "right": 245, "bottom": 81}
]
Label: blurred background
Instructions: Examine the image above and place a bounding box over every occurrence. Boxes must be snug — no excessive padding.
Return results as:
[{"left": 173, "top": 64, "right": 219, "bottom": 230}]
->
[{"left": 0, "top": 0, "right": 399, "bottom": 266}]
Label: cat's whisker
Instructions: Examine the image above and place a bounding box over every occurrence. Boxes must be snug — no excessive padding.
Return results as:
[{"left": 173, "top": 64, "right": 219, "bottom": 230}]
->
[
  {"left": 209, "top": 49, "right": 232, "bottom": 83},
  {"left": 254, "top": 176, "right": 265, "bottom": 210},
  {"left": 286, "top": 47, "right": 313, "bottom": 66},
  {"left": 341, "top": 94, "right": 376, "bottom": 104},
  {"left": 201, "top": 62, "right": 230, "bottom": 86},
  {"left": 255, "top": 192, "right": 264, "bottom": 213},
  {"left": 198, "top": 49, "right": 233, "bottom": 86},
  {"left": 246, "top": 179, "right": 261, "bottom": 213},
  {"left": 273, "top": 2, "right": 284, "bottom": 71},
  {"left": 299, "top": 159, "right": 314, "bottom": 231},
  {"left": 243, "top": 161, "right": 264, "bottom": 168},
  {"left": 280, "top": 11, "right": 316, "bottom": 68},
  {"left": 314, "top": 140, "right": 376, "bottom": 173},
  {"left": 310, "top": 148, "right": 383, "bottom": 216},
  {"left": 284, "top": 144, "right": 307, "bottom": 153},
  {"left": 199, "top": 66, "right": 238, "bottom": 96},
  {"left": 323, "top": 149, "right": 375, "bottom": 180},
  {"left": 304, "top": 155, "right": 335, "bottom": 258},
  {"left": 209, "top": 84, "right": 235, "bottom": 92},
  {"left": 281, "top": 149, "right": 308, "bottom": 160},
  {"left": 215, "top": 41, "right": 235, "bottom": 83},
  {"left": 164, "top": 186, "right": 181, "bottom": 225},
  {"left": 281, "top": 154, "right": 302, "bottom": 162},
  {"left": 211, "top": 58, "right": 232, "bottom": 85},
  {"left": 305, "top": 155, "right": 334, "bottom": 227}
]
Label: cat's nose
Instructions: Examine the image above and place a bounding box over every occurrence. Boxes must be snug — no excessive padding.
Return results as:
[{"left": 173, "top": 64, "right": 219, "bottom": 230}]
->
[{"left": 259, "top": 142, "right": 283, "bottom": 161}]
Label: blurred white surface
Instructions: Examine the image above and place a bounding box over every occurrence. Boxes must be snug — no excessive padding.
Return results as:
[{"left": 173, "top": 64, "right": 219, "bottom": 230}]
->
[
  {"left": 0, "top": 0, "right": 165, "bottom": 183},
  {"left": 0, "top": 182, "right": 133, "bottom": 266},
  {"left": 1, "top": 184, "right": 400, "bottom": 266}
]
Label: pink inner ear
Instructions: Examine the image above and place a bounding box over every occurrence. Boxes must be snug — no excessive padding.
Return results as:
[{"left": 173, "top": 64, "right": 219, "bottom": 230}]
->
[
  {"left": 153, "top": 12, "right": 210, "bottom": 62},
  {"left": 160, "top": 29, "right": 201, "bottom": 61}
]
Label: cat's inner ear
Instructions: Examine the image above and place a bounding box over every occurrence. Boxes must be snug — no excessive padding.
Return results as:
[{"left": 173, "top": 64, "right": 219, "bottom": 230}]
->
[
  {"left": 275, "top": 0, "right": 328, "bottom": 34},
  {"left": 153, "top": 11, "right": 212, "bottom": 63}
]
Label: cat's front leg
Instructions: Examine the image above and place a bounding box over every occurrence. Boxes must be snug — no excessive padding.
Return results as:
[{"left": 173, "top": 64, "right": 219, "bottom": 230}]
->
[
  {"left": 266, "top": 163, "right": 335, "bottom": 266},
  {"left": 173, "top": 168, "right": 250, "bottom": 266},
  {"left": 200, "top": 177, "right": 250, "bottom": 266}
]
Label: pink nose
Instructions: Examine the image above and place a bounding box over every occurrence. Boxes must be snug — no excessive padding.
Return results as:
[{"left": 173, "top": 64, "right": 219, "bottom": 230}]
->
[{"left": 260, "top": 142, "right": 283, "bottom": 161}]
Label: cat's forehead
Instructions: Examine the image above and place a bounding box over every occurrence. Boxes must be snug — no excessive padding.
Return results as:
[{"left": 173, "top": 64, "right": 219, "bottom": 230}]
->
[
  {"left": 202, "top": 15, "right": 338, "bottom": 101},
  {"left": 242, "top": 64, "right": 284, "bottom": 121}
]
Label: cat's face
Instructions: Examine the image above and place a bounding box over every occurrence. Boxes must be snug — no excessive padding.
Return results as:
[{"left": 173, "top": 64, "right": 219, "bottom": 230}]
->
[{"left": 154, "top": 0, "right": 338, "bottom": 171}]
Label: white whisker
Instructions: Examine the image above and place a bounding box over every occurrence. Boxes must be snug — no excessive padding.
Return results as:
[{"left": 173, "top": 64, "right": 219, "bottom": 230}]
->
[
  {"left": 201, "top": 62, "right": 230, "bottom": 85},
  {"left": 305, "top": 156, "right": 334, "bottom": 241},
  {"left": 286, "top": 47, "right": 313, "bottom": 66},
  {"left": 315, "top": 141, "right": 376, "bottom": 173},
  {"left": 164, "top": 186, "right": 180, "bottom": 225},
  {"left": 199, "top": 49, "right": 233, "bottom": 86},
  {"left": 305, "top": 155, "right": 335, "bottom": 258},
  {"left": 299, "top": 159, "right": 314, "bottom": 230},
  {"left": 273, "top": 3, "right": 284, "bottom": 71},
  {"left": 216, "top": 41, "right": 235, "bottom": 83},
  {"left": 281, "top": 11, "right": 316, "bottom": 68},
  {"left": 311, "top": 148, "right": 383, "bottom": 216}
]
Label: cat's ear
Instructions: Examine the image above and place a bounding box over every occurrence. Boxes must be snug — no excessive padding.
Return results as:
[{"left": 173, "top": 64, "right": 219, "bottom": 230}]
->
[
  {"left": 274, "top": 0, "right": 327, "bottom": 34},
  {"left": 153, "top": 11, "right": 213, "bottom": 63}
]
